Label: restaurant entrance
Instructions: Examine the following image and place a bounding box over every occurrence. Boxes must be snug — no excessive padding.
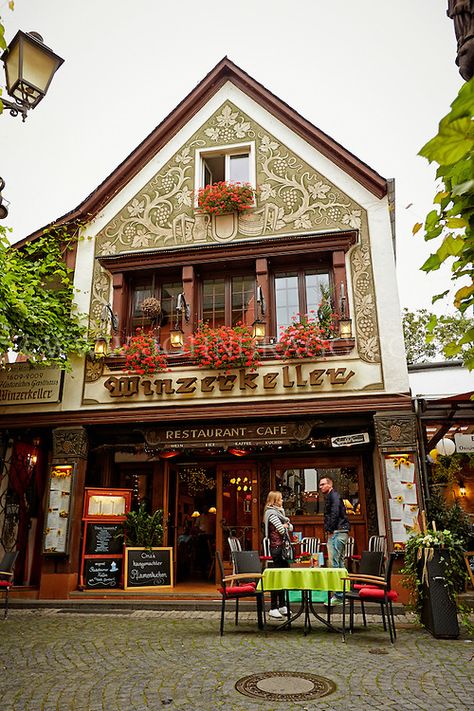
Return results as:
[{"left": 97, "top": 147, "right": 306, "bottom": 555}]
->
[{"left": 166, "top": 460, "right": 259, "bottom": 584}]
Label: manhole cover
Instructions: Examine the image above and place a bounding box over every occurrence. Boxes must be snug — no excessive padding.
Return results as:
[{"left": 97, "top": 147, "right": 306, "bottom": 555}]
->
[{"left": 235, "top": 672, "right": 336, "bottom": 701}]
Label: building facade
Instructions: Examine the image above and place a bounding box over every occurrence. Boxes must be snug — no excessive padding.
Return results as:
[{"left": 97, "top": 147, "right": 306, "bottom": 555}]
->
[{"left": 0, "top": 59, "right": 419, "bottom": 598}]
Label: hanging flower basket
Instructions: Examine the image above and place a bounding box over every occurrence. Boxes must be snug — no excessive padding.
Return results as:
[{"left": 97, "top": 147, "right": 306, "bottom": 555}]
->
[
  {"left": 120, "top": 328, "right": 168, "bottom": 375},
  {"left": 197, "top": 181, "right": 255, "bottom": 216},
  {"left": 187, "top": 322, "right": 261, "bottom": 372},
  {"left": 277, "top": 313, "right": 331, "bottom": 360}
]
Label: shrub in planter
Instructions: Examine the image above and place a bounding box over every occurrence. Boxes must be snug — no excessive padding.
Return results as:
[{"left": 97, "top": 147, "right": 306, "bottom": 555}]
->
[
  {"left": 187, "top": 322, "right": 261, "bottom": 372},
  {"left": 118, "top": 505, "right": 164, "bottom": 550},
  {"left": 197, "top": 181, "right": 255, "bottom": 216}
]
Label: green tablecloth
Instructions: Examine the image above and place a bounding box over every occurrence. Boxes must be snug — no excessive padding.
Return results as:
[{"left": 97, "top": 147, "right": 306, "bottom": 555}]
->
[{"left": 259, "top": 567, "right": 347, "bottom": 604}]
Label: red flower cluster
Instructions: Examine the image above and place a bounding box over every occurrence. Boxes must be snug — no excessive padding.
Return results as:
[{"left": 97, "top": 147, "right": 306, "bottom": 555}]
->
[
  {"left": 197, "top": 181, "right": 255, "bottom": 216},
  {"left": 121, "top": 329, "right": 168, "bottom": 375},
  {"left": 187, "top": 322, "right": 261, "bottom": 373},
  {"left": 277, "top": 313, "right": 331, "bottom": 360}
]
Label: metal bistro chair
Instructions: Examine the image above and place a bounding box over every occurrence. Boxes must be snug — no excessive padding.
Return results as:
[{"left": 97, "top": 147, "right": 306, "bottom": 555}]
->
[
  {"left": 301, "top": 537, "right": 321, "bottom": 555},
  {"left": 216, "top": 550, "right": 264, "bottom": 636},
  {"left": 260, "top": 537, "right": 273, "bottom": 568},
  {"left": 368, "top": 535, "right": 387, "bottom": 555},
  {"left": 227, "top": 536, "right": 242, "bottom": 554},
  {"left": 341, "top": 551, "right": 384, "bottom": 633},
  {"left": 342, "top": 552, "right": 399, "bottom": 644},
  {"left": 0, "top": 551, "right": 19, "bottom": 619}
]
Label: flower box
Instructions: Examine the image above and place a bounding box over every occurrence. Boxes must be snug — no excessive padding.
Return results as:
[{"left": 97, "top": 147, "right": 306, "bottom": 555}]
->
[{"left": 197, "top": 181, "right": 255, "bottom": 216}]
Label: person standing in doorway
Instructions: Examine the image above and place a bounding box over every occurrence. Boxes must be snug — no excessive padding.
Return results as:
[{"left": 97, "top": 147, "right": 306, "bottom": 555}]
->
[
  {"left": 263, "top": 491, "right": 293, "bottom": 619},
  {"left": 319, "top": 476, "right": 350, "bottom": 605}
]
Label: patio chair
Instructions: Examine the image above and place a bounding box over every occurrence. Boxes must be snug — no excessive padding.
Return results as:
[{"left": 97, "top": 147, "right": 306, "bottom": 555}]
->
[
  {"left": 216, "top": 550, "right": 264, "bottom": 636},
  {"left": 343, "top": 535, "right": 360, "bottom": 571},
  {"left": 0, "top": 551, "right": 19, "bottom": 619},
  {"left": 260, "top": 537, "right": 273, "bottom": 567},
  {"left": 368, "top": 535, "right": 387, "bottom": 556},
  {"left": 301, "top": 537, "right": 320, "bottom": 555},
  {"left": 342, "top": 552, "right": 399, "bottom": 643},
  {"left": 341, "top": 551, "right": 384, "bottom": 631}
]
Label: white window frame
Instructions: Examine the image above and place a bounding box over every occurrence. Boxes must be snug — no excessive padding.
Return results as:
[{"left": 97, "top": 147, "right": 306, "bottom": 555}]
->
[{"left": 194, "top": 141, "right": 256, "bottom": 208}]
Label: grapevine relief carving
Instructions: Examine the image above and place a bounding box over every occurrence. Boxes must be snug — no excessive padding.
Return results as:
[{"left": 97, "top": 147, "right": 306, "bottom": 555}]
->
[{"left": 93, "top": 101, "right": 380, "bottom": 363}]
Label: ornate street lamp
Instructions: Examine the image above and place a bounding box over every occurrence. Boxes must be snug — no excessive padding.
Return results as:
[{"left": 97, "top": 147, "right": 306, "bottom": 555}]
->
[{"left": 1, "top": 31, "right": 64, "bottom": 121}]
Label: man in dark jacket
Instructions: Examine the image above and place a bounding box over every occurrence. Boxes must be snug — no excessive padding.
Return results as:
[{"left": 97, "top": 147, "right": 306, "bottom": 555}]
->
[{"left": 319, "top": 476, "right": 350, "bottom": 604}]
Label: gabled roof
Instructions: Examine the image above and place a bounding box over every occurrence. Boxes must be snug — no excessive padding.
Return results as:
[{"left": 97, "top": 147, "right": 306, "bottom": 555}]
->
[{"left": 18, "top": 56, "right": 388, "bottom": 247}]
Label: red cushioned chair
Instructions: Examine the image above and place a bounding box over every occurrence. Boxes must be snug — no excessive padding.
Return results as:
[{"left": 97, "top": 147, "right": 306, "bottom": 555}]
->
[
  {"left": 342, "top": 552, "right": 399, "bottom": 643},
  {"left": 216, "top": 550, "right": 264, "bottom": 636},
  {"left": 0, "top": 551, "right": 19, "bottom": 619}
]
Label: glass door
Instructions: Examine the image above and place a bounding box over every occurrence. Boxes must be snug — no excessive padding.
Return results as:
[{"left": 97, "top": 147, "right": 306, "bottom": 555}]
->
[{"left": 217, "top": 463, "right": 258, "bottom": 570}]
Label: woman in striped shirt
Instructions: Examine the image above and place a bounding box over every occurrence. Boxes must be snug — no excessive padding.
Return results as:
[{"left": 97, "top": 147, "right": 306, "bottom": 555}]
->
[{"left": 263, "top": 491, "right": 293, "bottom": 619}]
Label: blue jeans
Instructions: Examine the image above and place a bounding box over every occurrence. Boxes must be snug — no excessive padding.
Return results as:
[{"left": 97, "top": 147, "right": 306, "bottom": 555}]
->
[{"left": 327, "top": 531, "right": 348, "bottom": 599}]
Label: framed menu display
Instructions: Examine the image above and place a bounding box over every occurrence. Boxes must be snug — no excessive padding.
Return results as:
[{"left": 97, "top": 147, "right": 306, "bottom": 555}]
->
[
  {"left": 43, "top": 464, "right": 76, "bottom": 555},
  {"left": 79, "top": 488, "right": 132, "bottom": 589}
]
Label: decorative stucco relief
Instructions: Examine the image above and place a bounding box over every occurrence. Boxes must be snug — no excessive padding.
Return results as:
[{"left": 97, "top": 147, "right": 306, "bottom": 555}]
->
[{"left": 92, "top": 101, "right": 381, "bottom": 363}]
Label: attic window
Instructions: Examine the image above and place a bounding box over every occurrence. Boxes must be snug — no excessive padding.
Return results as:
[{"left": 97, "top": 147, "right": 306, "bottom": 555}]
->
[{"left": 196, "top": 142, "right": 255, "bottom": 193}]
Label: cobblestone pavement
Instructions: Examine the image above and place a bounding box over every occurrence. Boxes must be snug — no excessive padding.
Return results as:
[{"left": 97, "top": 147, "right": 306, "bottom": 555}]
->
[{"left": 0, "top": 609, "right": 473, "bottom": 711}]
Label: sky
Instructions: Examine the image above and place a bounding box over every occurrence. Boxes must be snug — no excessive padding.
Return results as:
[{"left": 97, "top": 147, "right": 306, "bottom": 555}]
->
[{"left": 0, "top": 0, "right": 464, "bottom": 313}]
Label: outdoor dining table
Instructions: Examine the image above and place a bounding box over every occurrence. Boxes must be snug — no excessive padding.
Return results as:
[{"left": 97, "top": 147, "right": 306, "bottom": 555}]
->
[{"left": 260, "top": 566, "right": 348, "bottom": 636}]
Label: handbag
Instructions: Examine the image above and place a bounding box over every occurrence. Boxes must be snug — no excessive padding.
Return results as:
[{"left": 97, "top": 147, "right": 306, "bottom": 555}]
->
[{"left": 281, "top": 532, "right": 294, "bottom": 561}]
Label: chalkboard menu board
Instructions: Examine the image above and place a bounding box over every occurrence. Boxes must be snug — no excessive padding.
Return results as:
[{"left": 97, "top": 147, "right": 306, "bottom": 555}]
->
[
  {"left": 125, "top": 547, "right": 173, "bottom": 590},
  {"left": 84, "top": 558, "right": 122, "bottom": 589},
  {"left": 86, "top": 523, "right": 123, "bottom": 555}
]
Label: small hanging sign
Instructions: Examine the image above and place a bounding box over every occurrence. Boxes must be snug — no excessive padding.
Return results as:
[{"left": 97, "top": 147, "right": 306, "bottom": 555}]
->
[{"left": 331, "top": 433, "right": 369, "bottom": 448}]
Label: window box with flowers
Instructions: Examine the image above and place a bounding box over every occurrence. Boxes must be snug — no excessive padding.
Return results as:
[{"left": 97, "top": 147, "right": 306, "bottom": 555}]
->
[
  {"left": 197, "top": 181, "right": 256, "bottom": 216},
  {"left": 187, "top": 322, "right": 261, "bottom": 373},
  {"left": 120, "top": 328, "right": 168, "bottom": 376},
  {"left": 277, "top": 313, "right": 333, "bottom": 360}
]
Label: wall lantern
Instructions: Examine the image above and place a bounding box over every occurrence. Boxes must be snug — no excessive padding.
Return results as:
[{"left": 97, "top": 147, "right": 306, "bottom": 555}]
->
[
  {"left": 191, "top": 510, "right": 200, "bottom": 518},
  {"left": 459, "top": 480, "right": 466, "bottom": 497},
  {"left": 170, "top": 293, "right": 190, "bottom": 349},
  {"left": 252, "top": 318, "right": 266, "bottom": 340},
  {"left": 92, "top": 303, "right": 118, "bottom": 358},
  {"left": 252, "top": 284, "right": 266, "bottom": 341},
  {"left": 435, "top": 438, "right": 456, "bottom": 456},
  {"left": 208, "top": 506, "right": 217, "bottom": 514},
  {"left": 338, "top": 317, "right": 352, "bottom": 339},
  {"left": 1, "top": 31, "right": 64, "bottom": 121},
  {"left": 228, "top": 447, "right": 250, "bottom": 457}
]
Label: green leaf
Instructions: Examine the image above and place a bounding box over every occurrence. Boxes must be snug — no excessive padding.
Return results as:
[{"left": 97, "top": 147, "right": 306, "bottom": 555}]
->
[
  {"left": 425, "top": 210, "right": 440, "bottom": 231},
  {"left": 421, "top": 254, "right": 441, "bottom": 272},
  {"left": 420, "top": 117, "right": 474, "bottom": 164},
  {"left": 445, "top": 217, "right": 468, "bottom": 228},
  {"left": 434, "top": 191, "right": 450, "bottom": 204},
  {"left": 432, "top": 290, "right": 450, "bottom": 304},
  {"left": 452, "top": 179, "right": 474, "bottom": 196}
]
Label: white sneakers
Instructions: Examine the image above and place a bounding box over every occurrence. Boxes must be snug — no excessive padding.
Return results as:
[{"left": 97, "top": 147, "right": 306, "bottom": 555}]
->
[
  {"left": 269, "top": 609, "right": 283, "bottom": 619},
  {"left": 324, "top": 596, "right": 343, "bottom": 606},
  {"left": 279, "top": 606, "right": 288, "bottom": 615}
]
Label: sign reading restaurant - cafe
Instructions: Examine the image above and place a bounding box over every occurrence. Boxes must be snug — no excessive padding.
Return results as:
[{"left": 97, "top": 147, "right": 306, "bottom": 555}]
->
[{"left": 141, "top": 421, "right": 316, "bottom": 449}]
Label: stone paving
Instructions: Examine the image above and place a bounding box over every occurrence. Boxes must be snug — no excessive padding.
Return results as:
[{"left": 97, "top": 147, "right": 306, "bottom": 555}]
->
[{"left": 0, "top": 609, "right": 473, "bottom": 711}]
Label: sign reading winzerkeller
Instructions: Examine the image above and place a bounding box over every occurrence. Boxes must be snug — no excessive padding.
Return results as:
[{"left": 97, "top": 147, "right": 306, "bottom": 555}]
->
[
  {"left": 0, "top": 366, "right": 63, "bottom": 405},
  {"left": 140, "top": 421, "right": 317, "bottom": 448}
]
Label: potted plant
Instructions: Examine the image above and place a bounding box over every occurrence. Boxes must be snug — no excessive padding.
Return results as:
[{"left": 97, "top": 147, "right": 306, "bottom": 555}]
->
[
  {"left": 197, "top": 181, "right": 255, "bottom": 216},
  {"left": 401, "top": 528, "right": 470, "bottom": 637},
  {"left": 119, "top": 505, "right": 164, "bottom": 550},
  {"left": 120, "top": 328, "right": 168, "bottom": 375},
  {"left": 187, "top": 321, "right": 261, "bottom": 373}
]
